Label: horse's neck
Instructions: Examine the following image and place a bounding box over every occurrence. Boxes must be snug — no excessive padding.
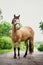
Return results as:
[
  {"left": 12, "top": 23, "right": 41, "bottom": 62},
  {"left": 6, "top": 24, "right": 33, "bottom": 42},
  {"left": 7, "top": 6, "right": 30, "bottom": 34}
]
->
[{"left": 12, "top": 25, "right": 17, "bottom": 34}]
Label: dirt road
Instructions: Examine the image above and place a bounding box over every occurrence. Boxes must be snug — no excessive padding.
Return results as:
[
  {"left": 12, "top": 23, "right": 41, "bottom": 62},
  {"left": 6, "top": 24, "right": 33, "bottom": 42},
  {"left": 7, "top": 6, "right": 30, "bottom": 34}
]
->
[{"left": 0, "top": 51, "right": 43, "bottom": 65}]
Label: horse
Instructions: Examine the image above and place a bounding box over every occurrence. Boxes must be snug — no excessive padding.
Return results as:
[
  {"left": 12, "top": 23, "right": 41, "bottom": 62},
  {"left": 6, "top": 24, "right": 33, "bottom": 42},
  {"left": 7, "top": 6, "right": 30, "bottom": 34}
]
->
[{"left": 11, "top": 14, "right": 34, "bottom": 59}]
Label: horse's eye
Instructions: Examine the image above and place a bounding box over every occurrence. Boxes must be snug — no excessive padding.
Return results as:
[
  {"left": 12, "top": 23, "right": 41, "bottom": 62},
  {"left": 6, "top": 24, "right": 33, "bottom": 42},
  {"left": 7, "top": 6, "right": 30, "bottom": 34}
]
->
[{"left": 14, "top": 20, "right": 16, "bottom": 22}]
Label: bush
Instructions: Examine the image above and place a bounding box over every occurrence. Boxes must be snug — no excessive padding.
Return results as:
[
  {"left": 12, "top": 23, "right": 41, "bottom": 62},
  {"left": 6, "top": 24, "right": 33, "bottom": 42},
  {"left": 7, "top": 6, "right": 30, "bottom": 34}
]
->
[
  {"left": 37, "top": 44, "right": 43, "bottom": 51},
  {"left": 0, "top": 21, "right": 12, "bottom": 37},
  {"left": 0, "top": 36, "right": 13, "bottom": 49}
]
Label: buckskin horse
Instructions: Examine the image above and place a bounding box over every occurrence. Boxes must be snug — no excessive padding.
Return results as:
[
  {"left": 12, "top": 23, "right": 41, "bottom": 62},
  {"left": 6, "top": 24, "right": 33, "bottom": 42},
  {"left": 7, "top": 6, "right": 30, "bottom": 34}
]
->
[{"left": 11, "top": 14, "right": 34, "bottom": 59}]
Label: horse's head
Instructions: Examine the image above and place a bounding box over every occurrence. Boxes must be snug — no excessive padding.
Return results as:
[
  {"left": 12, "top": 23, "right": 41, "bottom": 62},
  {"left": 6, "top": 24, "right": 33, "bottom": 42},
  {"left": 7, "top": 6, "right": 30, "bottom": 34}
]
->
[{"left": 12, "top": 14, "right": 20, "bottom": 30}]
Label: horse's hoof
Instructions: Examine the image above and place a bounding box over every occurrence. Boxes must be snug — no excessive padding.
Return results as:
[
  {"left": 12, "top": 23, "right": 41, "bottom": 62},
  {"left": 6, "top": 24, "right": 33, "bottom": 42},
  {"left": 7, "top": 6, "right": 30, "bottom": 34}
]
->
[
  {"left": 14, "top": 56, "right": 17, "bottom": 59},
  {"left": 18, "top": 56, "right": 20, "bottom": 59},
  {"left": 29, "top": 51, "right": 33, "bottom": 54},
  {"left": 23, "top": 55, "right": 26, "bottom": 58}
]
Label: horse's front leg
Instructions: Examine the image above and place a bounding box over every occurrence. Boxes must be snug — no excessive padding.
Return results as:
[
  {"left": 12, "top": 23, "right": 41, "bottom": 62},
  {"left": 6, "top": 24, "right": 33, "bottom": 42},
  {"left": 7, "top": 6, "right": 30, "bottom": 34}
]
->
[
  {"left": 18, "top": 39, "right": 20, "bottom": 59},
  {"left": 14, "top": 42, "right": 17, "bottom": 59}
]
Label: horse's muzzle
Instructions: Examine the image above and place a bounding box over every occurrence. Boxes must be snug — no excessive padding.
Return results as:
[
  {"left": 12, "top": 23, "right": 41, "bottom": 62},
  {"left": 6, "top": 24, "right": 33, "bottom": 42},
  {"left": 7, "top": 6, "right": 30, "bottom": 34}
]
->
[{"left": 14, "top": 23, "right": 20, "bottom": 30}]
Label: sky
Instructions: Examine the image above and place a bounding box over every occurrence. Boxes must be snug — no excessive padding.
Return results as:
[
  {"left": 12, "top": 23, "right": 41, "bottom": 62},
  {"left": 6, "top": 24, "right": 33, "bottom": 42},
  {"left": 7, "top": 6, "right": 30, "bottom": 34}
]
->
[{"left": 0, "top": 0, "right": 43, "bottom": 41}]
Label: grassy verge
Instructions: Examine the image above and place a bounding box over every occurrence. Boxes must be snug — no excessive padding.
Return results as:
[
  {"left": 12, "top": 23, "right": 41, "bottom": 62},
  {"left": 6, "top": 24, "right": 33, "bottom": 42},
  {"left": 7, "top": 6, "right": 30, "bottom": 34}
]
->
[
  {"left": 0, "top": 49, "right": 13, "bottom": 54},
  {"left": 0, "top": 42, "right": 42, "bottom": 54}
]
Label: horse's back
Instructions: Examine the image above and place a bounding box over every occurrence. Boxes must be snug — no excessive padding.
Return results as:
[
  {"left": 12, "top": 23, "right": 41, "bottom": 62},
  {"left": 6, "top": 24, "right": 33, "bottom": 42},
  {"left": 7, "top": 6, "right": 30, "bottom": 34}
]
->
[
  {"left": 20, "top": 26, "right": 34, "bottom": 40},
  {"left": 20, "top": 26, "right": 34, "bottom": 34}
]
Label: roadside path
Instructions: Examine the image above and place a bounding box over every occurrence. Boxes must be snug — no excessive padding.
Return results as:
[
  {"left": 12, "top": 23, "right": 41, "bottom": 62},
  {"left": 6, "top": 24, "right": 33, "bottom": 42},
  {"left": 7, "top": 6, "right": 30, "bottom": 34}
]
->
[{"left": 0, "top": 51, "right": 43, "bottom": 65}]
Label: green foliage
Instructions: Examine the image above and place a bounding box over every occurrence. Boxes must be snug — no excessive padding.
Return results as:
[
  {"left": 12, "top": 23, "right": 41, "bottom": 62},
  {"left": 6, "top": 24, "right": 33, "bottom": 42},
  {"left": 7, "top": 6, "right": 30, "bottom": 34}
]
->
[
  {"left": 37, "top": 44, "right": 43, "bottom": 51},
  {"left": 0, "top": 21, "right": 12, "bottom": 36},
  {"left": 20, "top": 23, "right": 23, "bottom": 27},
  {"left": 0, "top": 36, "right": 13, "bottom": 49},
  {"left": 0, "top": 49, "right": 13, "bottom": 54},
  {"left": 0, "top": 8, "right": 2, "bottom": 15},
  {"left": 0, "top": 8, "right": 3, "bottom": 20},
  {"left": 39, "top": 21, "right": 43, "bottom": 31},
  {"left": 20, "top": 42, "right": 26, "bottom": 51}
]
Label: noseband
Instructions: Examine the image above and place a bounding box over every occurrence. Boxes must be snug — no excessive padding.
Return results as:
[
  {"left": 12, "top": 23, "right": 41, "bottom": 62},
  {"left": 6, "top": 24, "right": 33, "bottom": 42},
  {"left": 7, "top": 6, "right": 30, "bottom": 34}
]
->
[
  {"left": 14, "top": 22, "right": 20, "bottom": 26},
  {"left": 14, "top": 23, "right": 20, "bottom": 30}
]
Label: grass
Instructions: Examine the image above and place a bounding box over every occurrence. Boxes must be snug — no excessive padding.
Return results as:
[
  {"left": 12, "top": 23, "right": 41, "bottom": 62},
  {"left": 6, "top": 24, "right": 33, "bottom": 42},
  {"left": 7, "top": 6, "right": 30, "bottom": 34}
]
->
[
  {"left": 0, "top": 41, "right": 43, "bottom": 54},
  {"left": 0, "top": 42, "right": 26, "bottom": 54},
  {"left": 0, "top": 49, "right": 13, "bottom": 54}
]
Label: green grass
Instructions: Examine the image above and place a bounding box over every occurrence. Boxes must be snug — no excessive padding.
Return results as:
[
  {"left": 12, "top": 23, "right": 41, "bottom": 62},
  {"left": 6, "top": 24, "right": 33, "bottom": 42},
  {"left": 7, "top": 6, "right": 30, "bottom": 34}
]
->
[
  {"left": 0, "top": 41, "right": 43, "bottom": 54},
  {"left": 0, "top": 42, "right": 25, "bottom": 54},
  {"left": 0, "top": 49, "right": 13, "bottom": 54}
]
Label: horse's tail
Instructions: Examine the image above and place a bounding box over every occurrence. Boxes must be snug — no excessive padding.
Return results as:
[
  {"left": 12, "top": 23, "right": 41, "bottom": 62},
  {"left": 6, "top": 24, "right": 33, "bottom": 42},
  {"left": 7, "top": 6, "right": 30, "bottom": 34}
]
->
[{"left": 29, "top": 39, "right": 34, "bottom": 54}]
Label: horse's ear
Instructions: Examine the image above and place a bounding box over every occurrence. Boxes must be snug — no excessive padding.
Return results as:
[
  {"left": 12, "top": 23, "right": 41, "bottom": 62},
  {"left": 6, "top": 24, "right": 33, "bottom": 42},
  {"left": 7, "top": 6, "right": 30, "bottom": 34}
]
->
[
  {"left": 14, "top": 14, "right": 16, "bottom": 18},
  {"left": 12, "top": 19, "right": 13, "bottom": 24},
  {"left": 18, "top": 15, "right": 20, "bottom": 18}
]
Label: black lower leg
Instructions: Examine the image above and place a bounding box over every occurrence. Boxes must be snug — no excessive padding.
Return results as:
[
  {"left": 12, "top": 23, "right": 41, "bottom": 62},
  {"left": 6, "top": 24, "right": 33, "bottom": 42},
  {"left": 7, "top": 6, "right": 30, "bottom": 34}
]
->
[
  {"left": 24, "top": 43, "right": 28, "bottom": 58},
  {"left": 24, "top": 41, "right": 28, "bottom": 58},
  {"left": 14, "top": 47, "right": 17, "bottom": 59},
  {"left": 24, "top": 49, "right": 27, "bottom": 57},
  {"left": 18, "top": 47, "right": 20, "bottom": 57}
]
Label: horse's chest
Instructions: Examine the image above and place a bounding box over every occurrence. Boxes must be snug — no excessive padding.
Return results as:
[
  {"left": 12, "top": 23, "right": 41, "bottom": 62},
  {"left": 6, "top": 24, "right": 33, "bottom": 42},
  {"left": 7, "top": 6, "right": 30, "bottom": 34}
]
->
[{"left": 13, "top": 34, "right": 19, "bottom": 41}]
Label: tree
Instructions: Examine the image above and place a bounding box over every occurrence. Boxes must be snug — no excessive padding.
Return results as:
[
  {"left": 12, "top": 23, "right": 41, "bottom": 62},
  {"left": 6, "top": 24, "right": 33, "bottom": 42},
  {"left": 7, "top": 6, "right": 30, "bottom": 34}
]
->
[
  {"left": 0, "top": 8, "right": 3, "bottom": 21},
  {"left": 0, "top": 21, "right": 12, "bottom": 37},
  {"left": 39, "top": 21, "right": 43, "bottom": 33}
]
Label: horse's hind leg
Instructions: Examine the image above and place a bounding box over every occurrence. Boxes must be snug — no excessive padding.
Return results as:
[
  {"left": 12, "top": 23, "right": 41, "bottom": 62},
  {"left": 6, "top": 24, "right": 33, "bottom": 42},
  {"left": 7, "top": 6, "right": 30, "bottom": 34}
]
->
[
  {"left": 29, "top": 38, "right": 34, "bottom": 54},
  {"left": 24, "top": 40, "right": 28, "bottom": 58}
]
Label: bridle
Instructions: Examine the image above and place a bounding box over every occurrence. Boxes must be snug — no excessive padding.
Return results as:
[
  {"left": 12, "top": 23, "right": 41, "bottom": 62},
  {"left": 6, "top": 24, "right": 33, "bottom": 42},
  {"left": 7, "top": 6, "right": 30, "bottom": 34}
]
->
[
  {"left": 14, "top": 22, "right": 20, "bottom": 30},
  {"left": 14, "top": 22, "right": 20, "bottom": 26}
]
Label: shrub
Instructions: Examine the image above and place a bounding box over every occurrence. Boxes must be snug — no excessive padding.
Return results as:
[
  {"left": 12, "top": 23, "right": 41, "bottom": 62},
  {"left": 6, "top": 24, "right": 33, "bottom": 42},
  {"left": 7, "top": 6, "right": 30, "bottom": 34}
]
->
[
  {"left": 0, "top": 21, "right": 12, "bottom": 37},
  {"left": 37, "top": 44, "right": 43, "bottom": 51},
  {"left": 0, "top": 36, "right": 13, "bottom": 49}
]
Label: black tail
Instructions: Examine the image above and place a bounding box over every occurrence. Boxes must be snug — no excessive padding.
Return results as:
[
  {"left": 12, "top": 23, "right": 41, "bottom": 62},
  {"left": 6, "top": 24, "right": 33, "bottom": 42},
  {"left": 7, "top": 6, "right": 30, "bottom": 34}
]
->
[{"left": 29, "top": 39, "right": 33, "bottom": 54}]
